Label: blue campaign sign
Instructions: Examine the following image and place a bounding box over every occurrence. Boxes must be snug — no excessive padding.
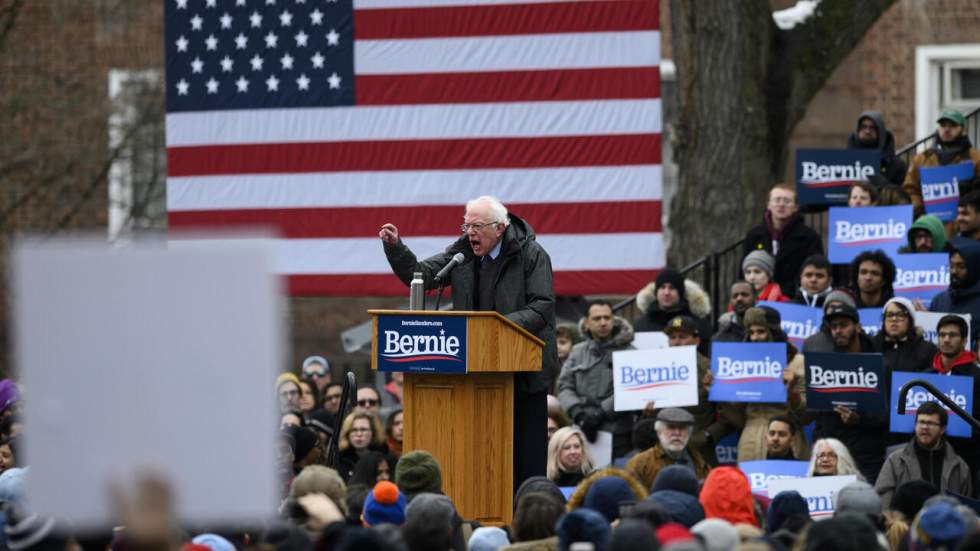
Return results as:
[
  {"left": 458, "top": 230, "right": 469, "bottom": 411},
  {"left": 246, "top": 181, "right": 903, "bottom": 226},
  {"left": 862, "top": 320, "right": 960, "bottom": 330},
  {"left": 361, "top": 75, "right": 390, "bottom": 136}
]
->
[
  {"left": 890, "top": 371, "right": 974, "bottom": 438},
  {"left": 827, "top": 206, "right": 913, "bottom": 263},
  {"left": 859, "top": 308, "right": 881, "bottom": 338},
  {"left": 805, "top": 352, "right": 885, "bottom": 412},
  {"left": 710, "top": 343, "right": 787, "bottom": 403},
  {"left": 921, "top": 162, "right": 975, "bottom": 221},
  {"left": 758, "top": 301, "right": 822, "bottom": 347},
  {"left": 376, "top": 314, "right": 467, "bottom": 373},
  {"left": 739, "top": 460, "right": 810, "bottom": 495},
  {"left": 893, "top": 253, "right": 949, "bottom": 307},
  {"left": 715, "top": 431, "right": 740, "bottom": 465},
  {"left": 796, "top": 149, "right": 880, "bottom": 206}
]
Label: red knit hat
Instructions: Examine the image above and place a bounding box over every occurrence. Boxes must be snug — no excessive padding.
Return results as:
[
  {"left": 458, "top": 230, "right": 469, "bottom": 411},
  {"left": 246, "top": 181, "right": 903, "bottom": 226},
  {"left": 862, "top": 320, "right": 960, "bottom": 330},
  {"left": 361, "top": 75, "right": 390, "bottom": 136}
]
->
[{"left": 699, "top": 466, "right": 759, "bottom": 527}]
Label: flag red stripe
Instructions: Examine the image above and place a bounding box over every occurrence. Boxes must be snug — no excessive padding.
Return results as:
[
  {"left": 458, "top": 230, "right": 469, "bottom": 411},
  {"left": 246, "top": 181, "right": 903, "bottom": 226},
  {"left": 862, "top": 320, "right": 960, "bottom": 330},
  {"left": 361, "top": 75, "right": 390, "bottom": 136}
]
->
[
  {"left": 354, "top": 0, "right": 658, "bottom": 40},
  {"left": 166, "top": 134, "right": 663, "bottom": 177},
  {"left": 355, "top": 68, "right": 660, "bottom": 105},
  {"left": 286, "top": 269, "right": 660, "bottom": 296},
  {"left": 168, "top": 201, "right": 663, "bottom": 238}
]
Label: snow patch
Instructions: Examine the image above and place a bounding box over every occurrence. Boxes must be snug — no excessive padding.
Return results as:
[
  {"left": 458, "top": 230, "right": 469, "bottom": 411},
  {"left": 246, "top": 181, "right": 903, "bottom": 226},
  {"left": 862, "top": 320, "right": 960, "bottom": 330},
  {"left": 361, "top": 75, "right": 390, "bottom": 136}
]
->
[{"left": 773, "top": 0, "right": 821, "bottom": 30}]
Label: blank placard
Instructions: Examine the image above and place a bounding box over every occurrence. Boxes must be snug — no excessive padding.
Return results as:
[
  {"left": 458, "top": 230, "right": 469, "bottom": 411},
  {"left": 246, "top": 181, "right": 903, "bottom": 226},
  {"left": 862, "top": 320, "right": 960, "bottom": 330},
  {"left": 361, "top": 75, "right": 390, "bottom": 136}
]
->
[{"left": 13, "top": 238, "right": 283, "bottom": 529}]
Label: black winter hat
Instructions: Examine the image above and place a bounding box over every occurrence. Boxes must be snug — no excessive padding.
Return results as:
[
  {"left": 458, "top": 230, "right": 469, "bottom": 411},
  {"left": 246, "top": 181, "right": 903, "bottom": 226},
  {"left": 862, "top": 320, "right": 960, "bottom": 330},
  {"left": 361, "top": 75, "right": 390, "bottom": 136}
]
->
[
  {"left": 651, "top": 465, "right": 698, "bottom": 497},
  {"left": 655, "top": 268, "right": 686, "bottom": 301},
  {"left": 891, "top": 480, "right": 939, "bottom": 522},
  {"left": 646, "top": 489, "right": 705, "bottom": 528},
  {"left": 766, "top": 490, "right": 809, "bottom": 534},
  {"left": 283, "top": 426, "right": 318, "bottom": 463}
]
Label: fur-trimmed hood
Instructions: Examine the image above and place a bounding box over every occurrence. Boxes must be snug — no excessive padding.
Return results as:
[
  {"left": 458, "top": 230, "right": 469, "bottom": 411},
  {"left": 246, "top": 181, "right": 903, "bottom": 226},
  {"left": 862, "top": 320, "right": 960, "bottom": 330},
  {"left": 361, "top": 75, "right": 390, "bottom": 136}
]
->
[
  {"left": 566, "top": 467, "right": 648, "bottom": 511},
  {"left": 577, "top": 315, "right": 635, "bottom": 347},
  {"left": 635, "top": 278, "right": 711, "bottom": 318}
]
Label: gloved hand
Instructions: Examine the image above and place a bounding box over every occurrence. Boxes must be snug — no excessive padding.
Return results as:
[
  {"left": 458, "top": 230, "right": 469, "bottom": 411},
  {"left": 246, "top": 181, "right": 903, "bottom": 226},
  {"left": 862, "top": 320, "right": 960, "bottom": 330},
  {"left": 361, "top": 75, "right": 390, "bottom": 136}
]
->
[{"left": 575, "top": 407, "right": 604, "bottom": 443}]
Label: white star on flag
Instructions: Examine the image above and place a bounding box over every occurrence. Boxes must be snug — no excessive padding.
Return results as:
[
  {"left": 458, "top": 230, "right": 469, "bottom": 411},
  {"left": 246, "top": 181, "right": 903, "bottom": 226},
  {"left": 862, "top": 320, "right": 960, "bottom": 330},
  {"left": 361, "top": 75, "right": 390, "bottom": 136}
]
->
[
  {"left": 280, "top": 53, "right": 294, "bottom": 70},
  {"left": 235, "top": 0, "right": 245, "bottom": 5},
  {"left": 220, "top": 13, "right": 232, "bottom": 29},
  {"left": 235, "top": 76, "right": 249, "bottom": 92},
  {"left": 326, "top": 29, "right": 339, "bottom": 46},
  {"left": 327, "top": 72, "right": 341, "bottom": 89},
  {"left": 295, "top": 30, "right": 308, "bottom": 47},
  {"left": 249, "top": 11, "right": 262, "bottom": 28},
  {"left": 205, "top": 34, "right": 218, "bottom": 51},
  {"left": 205, "top": 0, "right": 216, "bottom": 7},
  {"left": 220, "top": 56, "right": 233, "bottom": 72},
  {"left": 175, "top": 35, "right": 189, "bottom": 52},
  {"left": 235, "top": 33, "right": 248, "bottom": 49},
  {"left": 311, "top": 52, "right": 324, "bottom": 68},
  {"left": 191, "top": 57, "right": 204, "bottom": 73},
  {"left": 279, "top": 10, "right": 293, "bottom": 26},
  {"left": 266, "top": 74, "right": 279, "bottom": 91},
  {"left": 250, "top": 54, "right": 264, "bottom": 71},
  {"left": 309, "top": 9, "right": 323, "bottom": 25},
  {"left": 176, "top": 78, "right": 189, "bottom": 95},
  {"left": 206, "top": 77, "right": 219, "bottom": 94},
  {"left": 265, "top": 31, "right": 278, "bottom": 48},
  {"left": 175, "top": 0, "right": 188, "bottom": 9},
  {"left": 190, "top": 14, "right": 203, "bottom": 30},
  {"left": 296, "top": 73, "right": 310, "bottom": 91}
]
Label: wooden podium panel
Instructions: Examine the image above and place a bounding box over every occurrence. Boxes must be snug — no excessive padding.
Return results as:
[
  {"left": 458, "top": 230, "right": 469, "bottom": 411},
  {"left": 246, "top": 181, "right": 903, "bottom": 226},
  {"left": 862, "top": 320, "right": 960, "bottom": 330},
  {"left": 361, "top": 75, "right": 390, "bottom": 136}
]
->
[{"left": 370, "top": 310, "right": 543, "bottom": 526}]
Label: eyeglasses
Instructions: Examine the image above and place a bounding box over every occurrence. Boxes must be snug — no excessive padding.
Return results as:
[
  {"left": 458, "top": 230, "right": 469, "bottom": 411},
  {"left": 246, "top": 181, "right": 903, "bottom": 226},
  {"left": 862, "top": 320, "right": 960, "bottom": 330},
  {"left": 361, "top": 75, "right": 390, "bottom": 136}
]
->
[
  {"left": 916, "top": 420, "right": 942, "bottom": 428},
  {"left": 769, "top": 197, "right": 794, "bottom": 205},
  {"left": 279, "top": 389, "right": 299, "bottom": 398},
  {"left": 816, "top": 452, "right": 837, "bottom": 461},
  {"left": 357, "top": 399, "right": 379, "bottom": 407},
  {"left": 884, "top": 312, "right": 909, "bottom": 320},
  {"left": 460, "top": 222, "right": 497, "bottom": 233}
]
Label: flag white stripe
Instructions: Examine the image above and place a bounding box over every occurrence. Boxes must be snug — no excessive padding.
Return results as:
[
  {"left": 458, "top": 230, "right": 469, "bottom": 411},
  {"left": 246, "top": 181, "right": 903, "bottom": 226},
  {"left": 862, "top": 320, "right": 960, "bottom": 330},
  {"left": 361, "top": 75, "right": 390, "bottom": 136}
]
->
[
  {"left": 165, "top": 99, "right": 661, "bottom": 147},
  {"left": 170, "top": 233, "right": 664, "bottom": 274},
  {"left": 354, "top": 0, "right": 580, "bottom": 9},
  {"left": 355, "top": 31, "right": 660, "bottom": 74},
  {"left": 166, "top": 166, "right": 663, "bottom": 211}
]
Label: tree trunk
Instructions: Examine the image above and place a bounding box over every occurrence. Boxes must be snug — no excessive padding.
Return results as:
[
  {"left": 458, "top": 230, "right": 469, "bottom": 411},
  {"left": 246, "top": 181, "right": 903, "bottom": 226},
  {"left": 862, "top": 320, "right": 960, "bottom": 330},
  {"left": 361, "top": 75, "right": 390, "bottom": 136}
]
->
[{"left": 667, "top": 0, "right": 897, "bottom": 268}]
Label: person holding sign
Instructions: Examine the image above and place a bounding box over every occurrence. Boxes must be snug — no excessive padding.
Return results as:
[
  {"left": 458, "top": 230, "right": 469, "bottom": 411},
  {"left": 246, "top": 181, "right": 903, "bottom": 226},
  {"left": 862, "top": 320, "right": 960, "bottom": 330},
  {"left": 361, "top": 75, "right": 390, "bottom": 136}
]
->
[
  {"left": 927, "top": 315, "right": 980, "bottom": 475},
  {"left": 732, "top": 307, "right": 810, "bottom": 462},
  {"left": 903, "top": 109, "right": 980, "bottom": 216},
  {"left": 846, "top": 111, "right": 908, "bottom": 187},
  {"left": 805, "top": 438, "right": 865, "bottom": 480},
  {"left": 874, "top": 402, "right": 973, "bottom": 508},
  {"left": 929, "top": 238, "right": 980, "bottom": 347}
]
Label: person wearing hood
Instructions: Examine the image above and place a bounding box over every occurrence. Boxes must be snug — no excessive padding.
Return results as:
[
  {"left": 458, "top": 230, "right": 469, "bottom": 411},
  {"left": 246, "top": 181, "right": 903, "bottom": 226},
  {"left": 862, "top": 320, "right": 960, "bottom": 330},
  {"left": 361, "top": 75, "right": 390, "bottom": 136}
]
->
[
  {"left": 929, "top": 237, "right": 980, "bottom": 347},
  {"left": 926, "top": 315, "right": 980, "bottom": 476},
  {"left": 565, "top": 468, "right": 648, "bottom": 519},
  {"left": 558, "top": 300, "right": 636, "bottom": 459},
  {"left": 632, "top": 267, "right": 713, "bottom": 353},
  {"left": 380, "top": 196, "right": 556, "bottom": 488},
  {"left": 698, "top": 467, "right": 759, "bottom": 528},
  {"left": 873, "top": 297, "right": 937, "bottom": 375},
  {"left": 848, "top": 249, "right": 896, "bottom": 309},
  {"left": 743, "top": 183, "right": 824, "bottom": 297},
  {"left": 847, "top": 111, "right": 908, "bottom": 187},
  {"left": 792, "top": 254, "right": 834, "bottom": 308},
  {"left": 898, "top": 214, "right": 949, "bottom": 254},
  {"left": 903, "top": 109, "right": 980, "bottom": 216},
  {"left": 732, "top": 307, "right": 810, "bottom": 462}
]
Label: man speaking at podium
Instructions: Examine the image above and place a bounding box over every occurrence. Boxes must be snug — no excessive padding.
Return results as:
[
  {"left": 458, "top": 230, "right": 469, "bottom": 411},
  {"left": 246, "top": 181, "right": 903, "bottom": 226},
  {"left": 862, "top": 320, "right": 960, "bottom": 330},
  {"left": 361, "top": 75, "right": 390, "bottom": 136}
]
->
[{"left": 379, "top": 195, "right": 558, "bottom": 486}]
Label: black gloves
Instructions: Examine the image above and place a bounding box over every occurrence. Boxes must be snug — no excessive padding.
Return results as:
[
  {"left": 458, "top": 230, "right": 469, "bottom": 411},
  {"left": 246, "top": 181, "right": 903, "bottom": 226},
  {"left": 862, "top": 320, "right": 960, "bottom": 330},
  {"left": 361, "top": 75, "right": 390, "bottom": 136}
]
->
[{"left": 575, "top": 406, "right": 605, "bottom": 443}]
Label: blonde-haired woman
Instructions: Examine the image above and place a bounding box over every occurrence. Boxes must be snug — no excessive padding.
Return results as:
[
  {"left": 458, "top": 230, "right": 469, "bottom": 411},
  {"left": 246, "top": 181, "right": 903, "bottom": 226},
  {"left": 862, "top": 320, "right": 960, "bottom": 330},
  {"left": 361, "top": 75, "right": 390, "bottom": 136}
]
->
[
  {"left": 806, "top": 438, "right": 865, "bottom": 481},
  {"left": 547, "top": 426, "right": 595, "bottom": 487},
  {"left": 336, "top": 411, "right": 390, "bottom": 483}
]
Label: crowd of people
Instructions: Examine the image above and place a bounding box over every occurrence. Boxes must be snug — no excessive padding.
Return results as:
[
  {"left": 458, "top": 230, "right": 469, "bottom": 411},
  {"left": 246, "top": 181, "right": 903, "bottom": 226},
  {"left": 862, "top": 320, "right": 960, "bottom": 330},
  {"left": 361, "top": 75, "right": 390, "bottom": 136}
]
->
[{"left": 1, "top": 112, "right": 980, "bottom": 551}]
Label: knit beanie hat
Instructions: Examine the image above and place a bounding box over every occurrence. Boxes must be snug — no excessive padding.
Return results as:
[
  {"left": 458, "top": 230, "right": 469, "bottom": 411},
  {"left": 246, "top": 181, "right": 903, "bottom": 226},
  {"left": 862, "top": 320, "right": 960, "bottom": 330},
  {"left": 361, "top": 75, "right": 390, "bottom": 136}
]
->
[
  {"left": 913, "top": 501, "right": 966, "bottom": 550},
  {"left": 0, "top": 382, "right": 20, "bottom": 416},
  {"left": 691, "top": 518, "right": 738, "bottom": 551},
  {"left": 362, "top": 481, "right": 406, "bottom": 527},
  {"left": 556, "top": 508, "right": 610, "bottom": 551},
  {"left": 698, "top": 466, "right": 758, "bottom": 527},
  {"left": 834, "top": 481, "right": 882, "bottom": 520},
  {"left": 282, "top": 426, "right": 318, "bottom": 462},
  {"left": 583, "top": 476, "right": 637, "bottom": 523},
  {"left": 306, "top": 409, "right": 336, "bottom": 438},
  {"left": 395, "top": 450, "right": 443, "bottom": 495},
  {"left": 883, "top": 296, "right": 915, "bottom": 318},
  {"left": 823, "top": 289, "right": 857, "bottom": 310},
  {"left": 514, "top": 475, "right": 566, "bottom": 509},
  {"left": 655, "top": 268, "right": 687, "bottom": 301},
  {"left": 742, "top": 250, "right": 776, "bottom": 277},
  {"left": 646, "top": 490, "right": 705, "bottom": 528},
  {"left": 766, "top": 490, "right": 808, "bottom": 534},
  {"left": 467, "top": 527, "right": 509, "bottom": 551},
  {"left": 2, "top": 502, "right": 60, "bottom": 551},
  {"left": 892, "top": 480, "right": 939, "bottom": 523},
  {"left": 651, "top": 465, "right": 699, "bottom": 497},
  {"left": 191, "top": 534, "right": 236, "bottom": 551}
]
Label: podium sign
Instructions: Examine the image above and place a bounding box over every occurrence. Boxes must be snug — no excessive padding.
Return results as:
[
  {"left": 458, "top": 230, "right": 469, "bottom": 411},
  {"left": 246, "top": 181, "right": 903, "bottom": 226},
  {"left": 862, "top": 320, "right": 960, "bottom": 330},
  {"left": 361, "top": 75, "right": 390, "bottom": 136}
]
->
[{"left": 377, "top": 314, "right": 468, "bottom": 373}]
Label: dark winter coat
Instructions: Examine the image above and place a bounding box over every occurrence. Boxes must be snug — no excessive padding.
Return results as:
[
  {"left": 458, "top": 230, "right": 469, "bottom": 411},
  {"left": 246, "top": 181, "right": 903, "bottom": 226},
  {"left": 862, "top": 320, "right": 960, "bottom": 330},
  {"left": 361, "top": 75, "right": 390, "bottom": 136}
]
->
[
  {"left": 873, "top": 327, "right": 937, "bottom": 375},
  {"left": 846, "top": 111, "right": 908, "bottom": 187},
  {"left": 712, "top": 312, "right": 746, "bottom": 343},
  {"left": 743, "top": 213, "right": 824, "bottom": 297},
  {"left": 930, "top": 237, "right": 980, "bottom": 347},
  {"left": 632, "top": 279, "right": 713, "bottom": 337},
  {"left": 384, "top": 213, "right": 557, "bottom": 393},
  {"left": 875, "top": 439, "right": 973, "bottom": 508}
]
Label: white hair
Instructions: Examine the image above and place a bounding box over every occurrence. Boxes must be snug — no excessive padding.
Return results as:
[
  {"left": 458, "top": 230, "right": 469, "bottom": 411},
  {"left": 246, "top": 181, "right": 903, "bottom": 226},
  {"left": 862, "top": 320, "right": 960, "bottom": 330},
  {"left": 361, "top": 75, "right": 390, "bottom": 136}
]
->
[
  {"left": 806, "top": 438, "right": 866, "bottom": 481},
  {"left": 465, "top": 196, "right": 510, "bottom": 226},
  {"left": 546, "top": 426, "right": 594, "bottom": 480}
]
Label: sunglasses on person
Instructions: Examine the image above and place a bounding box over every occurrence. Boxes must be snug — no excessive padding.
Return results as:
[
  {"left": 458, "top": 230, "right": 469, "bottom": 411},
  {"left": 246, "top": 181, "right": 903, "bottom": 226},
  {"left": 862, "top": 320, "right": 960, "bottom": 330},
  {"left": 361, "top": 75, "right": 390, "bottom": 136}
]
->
[{"left": 357, "top": 399, "right": 379, "bottom": 407}]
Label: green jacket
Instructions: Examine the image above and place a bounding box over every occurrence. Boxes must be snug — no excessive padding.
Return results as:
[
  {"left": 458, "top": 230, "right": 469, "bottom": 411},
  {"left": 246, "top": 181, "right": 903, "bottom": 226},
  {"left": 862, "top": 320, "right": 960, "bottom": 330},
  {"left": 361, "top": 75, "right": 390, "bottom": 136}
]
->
[
  {"left": 383, "top": 214, "right": 557, "bottom": 393},
  {"left": 900, "top": 214, "right": 947, "bottom": 253}
]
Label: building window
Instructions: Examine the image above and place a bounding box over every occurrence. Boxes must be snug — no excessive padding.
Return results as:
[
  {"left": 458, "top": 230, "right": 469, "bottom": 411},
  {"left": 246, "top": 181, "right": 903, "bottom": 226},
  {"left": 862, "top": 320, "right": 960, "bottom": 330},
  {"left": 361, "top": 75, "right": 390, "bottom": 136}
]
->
[
  {"left": 108, "top": 68, "right": 167, "bottom": 242},
  {"left": 915, "top": 45, "right": 980, "bottom": 139}
]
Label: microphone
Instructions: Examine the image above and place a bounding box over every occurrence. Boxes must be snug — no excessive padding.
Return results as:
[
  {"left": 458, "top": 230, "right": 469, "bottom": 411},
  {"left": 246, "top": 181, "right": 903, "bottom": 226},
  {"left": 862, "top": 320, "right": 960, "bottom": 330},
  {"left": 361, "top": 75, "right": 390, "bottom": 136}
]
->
[{"left": 434, "top": 252, "right": 465, "bottom": 284}]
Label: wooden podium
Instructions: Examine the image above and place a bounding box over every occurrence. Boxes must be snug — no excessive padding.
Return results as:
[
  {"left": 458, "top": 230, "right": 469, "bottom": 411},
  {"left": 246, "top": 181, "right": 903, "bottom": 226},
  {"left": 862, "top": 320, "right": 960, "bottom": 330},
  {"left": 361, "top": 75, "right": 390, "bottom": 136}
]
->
[{"left": 369, "top": 310, "right": 543, "bottom": 525}]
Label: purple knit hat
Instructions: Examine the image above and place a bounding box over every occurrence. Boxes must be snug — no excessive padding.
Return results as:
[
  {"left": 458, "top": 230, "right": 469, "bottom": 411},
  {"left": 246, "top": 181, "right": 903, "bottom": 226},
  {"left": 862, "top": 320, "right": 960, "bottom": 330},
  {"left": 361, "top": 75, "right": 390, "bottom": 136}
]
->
[{"left": 0, "top": 381, "right": 21, "bottom": 415}]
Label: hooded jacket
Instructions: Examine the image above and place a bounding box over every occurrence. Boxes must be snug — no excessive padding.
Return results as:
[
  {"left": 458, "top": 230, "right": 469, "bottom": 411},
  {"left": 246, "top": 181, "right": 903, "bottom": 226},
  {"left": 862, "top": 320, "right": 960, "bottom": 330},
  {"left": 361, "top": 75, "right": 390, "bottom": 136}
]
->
[
  {"left": 743, "top": 213, "right": 824, "bottom": 297},
  {"left": 698, "top": 467, "right": 758, "bottom": 527},
  {"left": 633, "top": 278, "right": 713, "bottom": 338},
  {"left": 384, "top": 213, "right": 557, "bottom": 393},
  {"left": 566, "top": 467, "right": 648, "bottom": 511},
  {"left": 874, "top": 438, "right": 972, "bottom": 508},
  {"left": 929, "top": 237, "right": 980, "bottom": 347},
  {"left": 847, "top": 111, "right": 909, "bottom": 187},
  {"left": 557, "top": 316, "right": 635, "bottom": 434},
  {"left": 898, "top": 215, "right": 948, "bottom": 254},
  {"left": 903, "top": 133, "right": 980, "bottom": 215}
]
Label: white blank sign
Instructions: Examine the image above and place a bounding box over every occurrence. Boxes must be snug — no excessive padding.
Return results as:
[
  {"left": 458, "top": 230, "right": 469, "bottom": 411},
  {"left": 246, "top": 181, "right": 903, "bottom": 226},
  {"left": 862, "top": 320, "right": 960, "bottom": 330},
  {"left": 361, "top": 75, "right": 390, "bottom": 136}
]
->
[{"left": 13, "top": 238, "right": 283, "bottom": 528}]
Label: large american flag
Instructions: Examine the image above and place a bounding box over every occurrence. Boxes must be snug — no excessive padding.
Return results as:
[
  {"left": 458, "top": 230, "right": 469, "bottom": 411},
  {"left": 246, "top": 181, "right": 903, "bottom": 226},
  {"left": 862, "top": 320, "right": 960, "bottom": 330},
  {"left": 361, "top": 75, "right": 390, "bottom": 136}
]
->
[{"left": 165, "top": 0, "right": 663, "bottom": 296}]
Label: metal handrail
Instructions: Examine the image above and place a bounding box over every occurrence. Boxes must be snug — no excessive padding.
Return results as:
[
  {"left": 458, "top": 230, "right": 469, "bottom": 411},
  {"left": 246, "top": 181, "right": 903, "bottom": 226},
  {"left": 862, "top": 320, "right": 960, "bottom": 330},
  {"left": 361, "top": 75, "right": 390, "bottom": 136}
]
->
[
  {"left": 897, "top": 378, "right": 980, "bottom": 431},
  {"left": 895, "top": 106, "right": 980, "bottom": 166}
]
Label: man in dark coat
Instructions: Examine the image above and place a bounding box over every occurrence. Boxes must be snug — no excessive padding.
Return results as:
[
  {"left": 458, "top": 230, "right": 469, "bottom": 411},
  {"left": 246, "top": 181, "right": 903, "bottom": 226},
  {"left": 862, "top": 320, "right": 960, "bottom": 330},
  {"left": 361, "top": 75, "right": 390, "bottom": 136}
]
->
[
  {"left": 804, "top": 304, "right": 886, "bottom": 483},
  {"left": 743, "top": 183, "right": 824, "bottom": 297},
  {"left": 846, "top": 111, "right": 908, "bottom": 187},
  {"left": 380, "top": 196, "right": 557, "bottom": 487},
  {"left": 930, "top": 237, "right": 980, "bottom": 347}
]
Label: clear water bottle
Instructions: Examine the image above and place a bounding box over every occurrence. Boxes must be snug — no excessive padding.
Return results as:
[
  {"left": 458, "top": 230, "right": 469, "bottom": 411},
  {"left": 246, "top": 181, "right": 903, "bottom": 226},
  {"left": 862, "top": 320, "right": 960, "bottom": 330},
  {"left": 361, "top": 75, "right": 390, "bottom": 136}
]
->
[{"left": 409, "top": 271, "right": 424, "bottom": 310}]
